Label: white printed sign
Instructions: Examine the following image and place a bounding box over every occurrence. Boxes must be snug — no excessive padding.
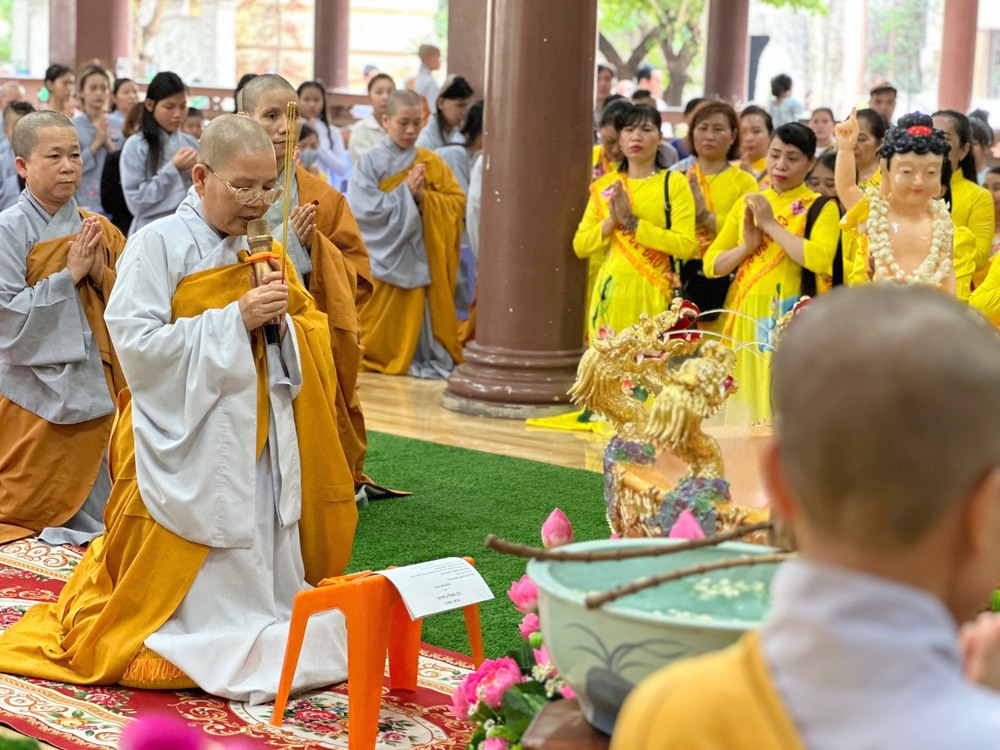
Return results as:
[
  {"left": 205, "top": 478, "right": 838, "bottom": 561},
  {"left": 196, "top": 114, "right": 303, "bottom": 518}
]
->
[{"left": 377, "top": 557, "right": 494, "bottom": 620}]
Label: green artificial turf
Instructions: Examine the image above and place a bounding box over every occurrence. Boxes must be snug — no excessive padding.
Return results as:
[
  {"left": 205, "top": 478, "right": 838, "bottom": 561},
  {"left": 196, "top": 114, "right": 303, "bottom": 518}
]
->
[{"left": 347, "top": 431, "right": 607, "bottom": 660}]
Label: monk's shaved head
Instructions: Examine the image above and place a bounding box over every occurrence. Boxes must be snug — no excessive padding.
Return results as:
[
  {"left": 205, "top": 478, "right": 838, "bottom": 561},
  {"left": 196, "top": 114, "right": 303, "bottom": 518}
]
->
[
  {"left": 198, "top": 114, "right": 273, "bottom": 169},
  {"left": 772, "top": 285, "right": 1000, "bottom": 550},
  {"left": 11, "top": 110, "right": 75, "bottom": 159},
  {"left": 385, "top": 89, "right": 423, "bottom": 117},
  {"left": 240, "top": 73, "right": 295, "bottom": 115}
]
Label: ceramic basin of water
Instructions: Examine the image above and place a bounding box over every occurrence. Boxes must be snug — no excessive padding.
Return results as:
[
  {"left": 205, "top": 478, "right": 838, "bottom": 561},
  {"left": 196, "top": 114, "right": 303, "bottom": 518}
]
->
[{"left": 528, "top": 538, "right": 782, "bottom": 734}]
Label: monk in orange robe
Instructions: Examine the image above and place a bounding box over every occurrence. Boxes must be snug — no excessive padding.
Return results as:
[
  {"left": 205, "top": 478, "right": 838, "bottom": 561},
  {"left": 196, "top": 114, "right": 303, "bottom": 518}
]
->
[
  {"left": 347, "top": 89, "right": 466, "bottom": 378},
  {"left": 241, "top": 73, "right": 374, "bottom": 487},
  {"left": 0, "top": 111, "right": 126, "bottom": 543}
]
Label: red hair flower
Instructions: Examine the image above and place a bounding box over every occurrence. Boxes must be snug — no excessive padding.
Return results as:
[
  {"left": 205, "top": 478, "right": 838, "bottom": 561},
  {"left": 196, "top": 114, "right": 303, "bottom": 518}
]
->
[{"left": 907, "top": 125, "right": 932, "bottom": 137}]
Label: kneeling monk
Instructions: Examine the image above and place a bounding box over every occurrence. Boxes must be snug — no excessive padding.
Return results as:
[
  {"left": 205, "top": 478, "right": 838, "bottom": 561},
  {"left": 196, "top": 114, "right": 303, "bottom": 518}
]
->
[
  {"left": 0, "top": 111, "right": 126, "bottom": 543},
  {"left": 348, "top": 89, "right": 465, "bottom": 378},
  {"left": 0, "top": 116, "right": 358, "bottom": 703}
]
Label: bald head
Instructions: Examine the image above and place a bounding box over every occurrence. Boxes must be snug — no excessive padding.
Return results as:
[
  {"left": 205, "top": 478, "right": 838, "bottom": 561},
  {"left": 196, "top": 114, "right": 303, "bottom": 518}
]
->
[
  {"left": 772, "top": 285, "right": 1000, "bottom": 551},
  {"left": 198, "top": 114, "right": 273, "bottom": 169},
  {"left": 11, "top": 110, "right": 75, "bottom": 159},
  {"left": 385, "top": 89, "right": 423, "bottom": 118},
  {"left": 240, "top": 73, "right": 295, "bottom": 115}
]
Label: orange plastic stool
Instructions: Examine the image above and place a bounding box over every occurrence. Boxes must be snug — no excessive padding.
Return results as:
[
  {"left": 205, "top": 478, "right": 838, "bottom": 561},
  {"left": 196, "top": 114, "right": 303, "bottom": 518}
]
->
[{"left": 270, "top": 559, "right": 487, "bottom": 750}]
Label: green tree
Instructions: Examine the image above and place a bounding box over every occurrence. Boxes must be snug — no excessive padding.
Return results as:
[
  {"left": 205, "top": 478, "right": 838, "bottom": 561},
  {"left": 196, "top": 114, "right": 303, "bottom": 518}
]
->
[
  {"left": 598, "top": 0, "right": 827, "bottom": 105},
  {"left": 0, "top": 0, "right": 13, "bottom": 66},
  {"left": 866, "top": 0, "right": 928, "bottom": 97}
]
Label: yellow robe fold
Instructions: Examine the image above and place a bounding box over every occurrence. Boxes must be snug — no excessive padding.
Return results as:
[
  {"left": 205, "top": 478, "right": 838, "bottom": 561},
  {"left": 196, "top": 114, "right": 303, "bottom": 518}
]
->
[
  {"left": 0, "top": 211, "right": 126, "bottom": 543},
  {"left": 611, "top": 631, "right": 805, "bottom": 750},
  {"left": 359, "top": 148, "right": 466, "bottom": 374},
  {"left": 0, "top": 261, "right": 357, "bottom": 685},
  {"left": 297, "top": 166, "right": 372, "bottom": 486}
]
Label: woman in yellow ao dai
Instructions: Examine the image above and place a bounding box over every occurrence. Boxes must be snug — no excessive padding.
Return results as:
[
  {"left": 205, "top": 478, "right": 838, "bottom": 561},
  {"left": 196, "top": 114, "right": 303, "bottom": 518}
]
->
[
  {"left": 685, "top": 100, "right": 760, "bottom": 262},
  {"left": 703, "top": 122, "right": 840, "bottom": 423},
  {"left": 574, "top": 104, "right": 697, "bottom": 341}
]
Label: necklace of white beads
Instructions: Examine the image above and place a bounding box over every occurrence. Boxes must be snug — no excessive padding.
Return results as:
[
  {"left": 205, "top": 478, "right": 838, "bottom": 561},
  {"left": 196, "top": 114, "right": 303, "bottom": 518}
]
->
[{"left": 865, "top": 186, "right": 953, "bottom": 287}]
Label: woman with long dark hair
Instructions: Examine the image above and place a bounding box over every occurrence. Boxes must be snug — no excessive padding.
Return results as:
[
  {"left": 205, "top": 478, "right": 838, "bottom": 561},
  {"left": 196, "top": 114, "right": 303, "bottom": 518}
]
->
[
  {"left": 704, "top": 122, "right": 840, "bottom": 422},
  {"left": 119, "top": 71, "right": 197, "bottom": 235},
  {"left": 297, "top": 80, "right": 350, "bottom": 187},
  {"left": 415, "top": 75, "right": 474, "bottom": 150},
  {"left": 573, "top": 104, "right": 697, "bottom": 341},
  {"left": 933, "top": 110, "right": 995, "bottom": 274}
]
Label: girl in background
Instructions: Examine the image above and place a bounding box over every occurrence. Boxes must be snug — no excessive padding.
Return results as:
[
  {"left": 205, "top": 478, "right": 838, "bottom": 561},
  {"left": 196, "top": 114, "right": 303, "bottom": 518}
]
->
[
  {"left": 739, "top": 105, "right": 773, "bottom": 190},
  {"left": 416, "top": 75, "right": 474, "bottom": 150},
  {"left": 119, "top": 71, "right": 197, "bottom": 234},
  {"left": 72, "top": 64, "right": 116, "bottom": 213},
  {"left": 41, "top": 65, "right": 76, "bottom": 118},
  {"left": 349, "top": 74, "right": 396, "bottom": 163},
  {"left": 297, "top": 80, "right": 351, "bottom": 188},
  {"left": 107, "top": 78, "right": 139, "bottom": 149}
]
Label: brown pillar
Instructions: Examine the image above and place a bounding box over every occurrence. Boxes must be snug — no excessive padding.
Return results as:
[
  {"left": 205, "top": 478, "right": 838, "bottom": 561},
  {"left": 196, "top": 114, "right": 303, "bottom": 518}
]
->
[
  {"left": 74, "top": 0, "right": 131, "bottom": 72},
  {"left": 48, "top": 0, "right": 76, "bottom": 69},
  {"left": 937, "top": 0, "right": 979, "bottom": 112},
  {"left": 703, "top": 0, "right": 749, "bottom": 101},
  {"left": 447, "top": 0, "right": 488, "bottom": 97},
  {"left": 444, "top": 0, "right": 595, "bottom": 416},
  {"left": 315, "top": 0, "right": 350, "bottom": 89}
]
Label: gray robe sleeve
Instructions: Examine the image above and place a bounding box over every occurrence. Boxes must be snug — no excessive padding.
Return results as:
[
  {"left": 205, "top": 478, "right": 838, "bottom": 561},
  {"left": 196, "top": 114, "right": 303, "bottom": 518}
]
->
[
  {"left": 0, "top": 223, "right": 88, "bottom": 367},
  {"left": 346, "top": 150, "right": 430, "bottom": 288},
  {"left": 120, "top": 135, "right": 185, "bottom": 217}
]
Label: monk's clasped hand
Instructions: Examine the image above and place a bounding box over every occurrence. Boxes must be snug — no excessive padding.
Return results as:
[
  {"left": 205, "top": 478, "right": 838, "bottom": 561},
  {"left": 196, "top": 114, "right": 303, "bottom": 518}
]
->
[
  {"left": 290, "top": 203, "right": 317, "bottom": 248},
  {"left": 239, "top": 267, "right": 289, "bottom": 333},
  {"left": 67, "top": 217, "right": 104, "bottom": 285}
]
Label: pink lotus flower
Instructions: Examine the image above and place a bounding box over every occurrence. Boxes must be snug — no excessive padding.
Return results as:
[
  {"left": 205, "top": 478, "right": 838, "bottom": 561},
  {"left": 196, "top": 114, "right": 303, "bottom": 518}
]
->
[
  {"left": 507, "top": 574, "right": 538, "bottom": 614},
  {"left": 561, "top": 683, "right": 576, "bottom": 699},
  {"left": 541, "top": 509, "right": 574, "bottom": 549},
  {"left": 483, "top": 738, "right": 511, "bottom": 750},
  {"left": 450, "top": 682, "right": 471, "bottom": 720},
  {"left": 669, "top": 509, "right": 706, "bottom": 540},
  {"left": 470, "top": 656, "right": 523, "bottom": 710},
  {"left": 519, "top": 612, "right": 541, "bottom": 640},
  {"left": 533, "top": 644, "right": 552, "bottom": 669}
]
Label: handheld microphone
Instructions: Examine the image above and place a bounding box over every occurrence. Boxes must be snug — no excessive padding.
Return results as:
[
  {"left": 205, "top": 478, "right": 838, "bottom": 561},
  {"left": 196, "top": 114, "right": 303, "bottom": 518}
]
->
[{"left": 245, "top": 218, "right": 281, "bottom": 345}]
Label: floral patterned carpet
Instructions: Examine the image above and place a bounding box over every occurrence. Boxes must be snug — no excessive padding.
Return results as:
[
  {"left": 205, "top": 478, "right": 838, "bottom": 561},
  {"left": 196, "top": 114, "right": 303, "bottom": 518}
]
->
[{"left": 0, "top": 539, "right": 475, "bottom": 749}]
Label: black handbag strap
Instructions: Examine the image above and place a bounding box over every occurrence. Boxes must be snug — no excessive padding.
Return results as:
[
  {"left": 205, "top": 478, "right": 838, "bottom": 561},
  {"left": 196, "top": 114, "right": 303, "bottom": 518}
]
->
[
  {"left": 800, "top": 196, "right": 843, "bottom": 296},
  {"left": 664, "top": 170, "right": 672, "bottom": 230}
]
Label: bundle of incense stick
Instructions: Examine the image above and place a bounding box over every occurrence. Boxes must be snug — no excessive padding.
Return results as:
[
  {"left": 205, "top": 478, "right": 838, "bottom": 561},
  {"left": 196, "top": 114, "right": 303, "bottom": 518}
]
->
[{"left": 279, "top": 100, "right": 299, "bottom": 281}]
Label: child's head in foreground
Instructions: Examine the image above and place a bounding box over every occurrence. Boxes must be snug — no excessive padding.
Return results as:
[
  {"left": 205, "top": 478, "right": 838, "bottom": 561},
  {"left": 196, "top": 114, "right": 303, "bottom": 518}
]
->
[{"left": 768, "top": 285, "right": 1000, "bottom": 621}]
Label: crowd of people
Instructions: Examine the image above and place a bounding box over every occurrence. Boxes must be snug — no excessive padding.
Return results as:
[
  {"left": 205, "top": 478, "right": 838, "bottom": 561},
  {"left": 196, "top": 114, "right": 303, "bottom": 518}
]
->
[
  {"left": 583, "top": 70, "right": 999, "bottom": 421},
  {"left": 2, "top": 44, "right": 1000, "bottom": 745},
  {"left": 0, "top": 44, "right": 482, "bottom": 698}
]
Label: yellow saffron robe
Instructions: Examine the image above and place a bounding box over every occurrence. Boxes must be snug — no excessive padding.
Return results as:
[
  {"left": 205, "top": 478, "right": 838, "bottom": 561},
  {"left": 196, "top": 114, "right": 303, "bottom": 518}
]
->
[
  {"left": 573, "top": 169, "right": 697, "bottom": 340},
  {"left": 949, "top": 171, "right": 996, "bottom": 272},
  {"left": 0, "top": 262, "right": 357, "bottom": 685},
  {"left": 704, "top": 183, "right": 839, "bottom": 423},
  {"left": 358, "top": 148, "right": 466, "bottom": 374},
  {"left": 0, "top": 211, "right": 126, "bottom": 542},
  {"left": 841, "top": 195, "right": 977, "bottom": 301},
  {"left": 749, "top": 156, "right": 771, "bottom": 190},
  {"left": 297, "top": 166, "right": 373, "bottom": 486},
  {"left": 586, "top": 145, "right": 618, "bottom": 322},
  {"left": 610, "top": 632, "right": 805, "bottom": 750}
]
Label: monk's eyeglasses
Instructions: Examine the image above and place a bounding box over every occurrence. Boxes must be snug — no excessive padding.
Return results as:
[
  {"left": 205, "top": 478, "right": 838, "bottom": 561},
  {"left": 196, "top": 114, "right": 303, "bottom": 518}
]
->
[{"left": 201, "top": 164, "right": 283, "bottom": 206}]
